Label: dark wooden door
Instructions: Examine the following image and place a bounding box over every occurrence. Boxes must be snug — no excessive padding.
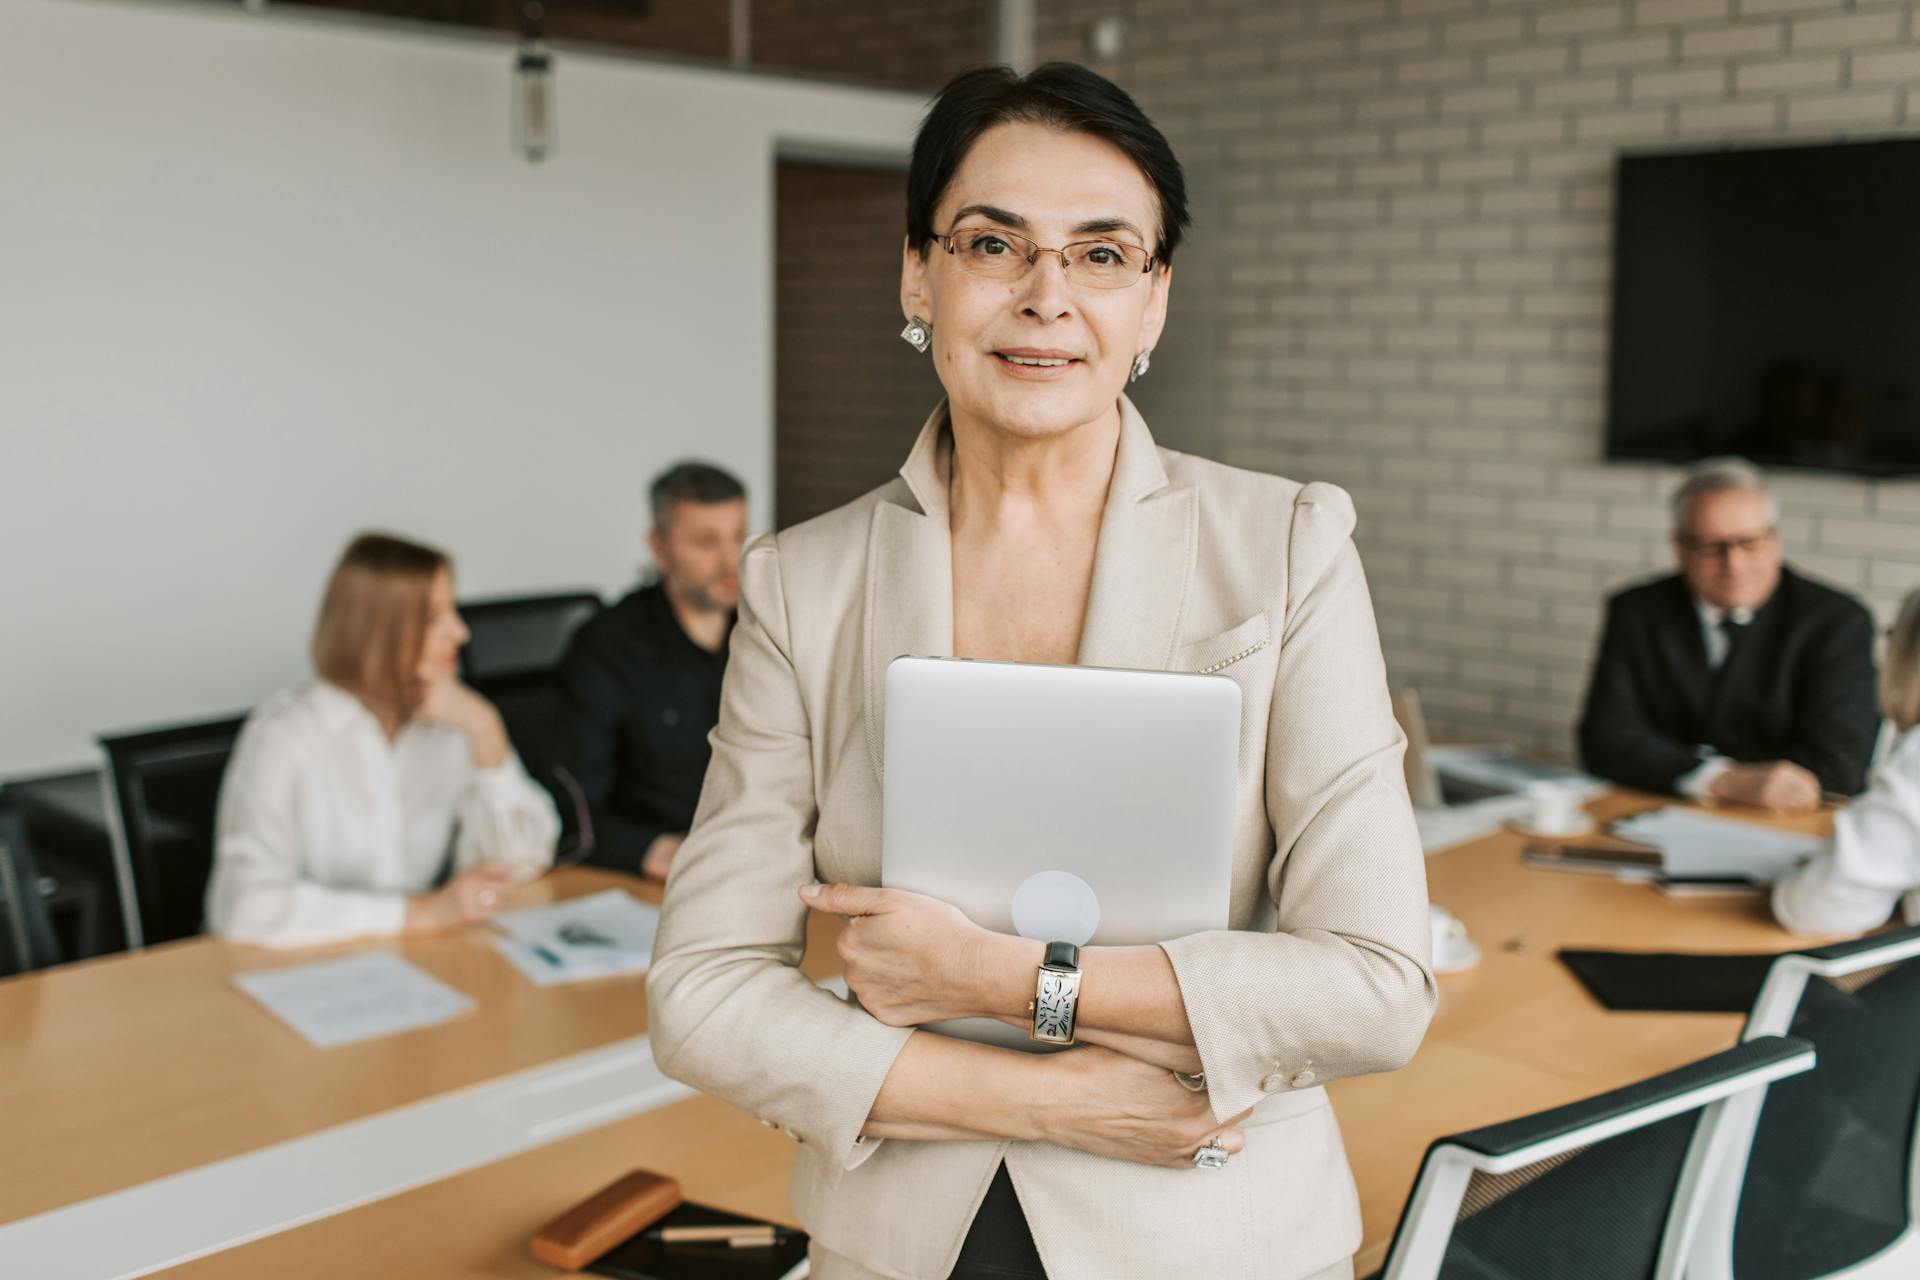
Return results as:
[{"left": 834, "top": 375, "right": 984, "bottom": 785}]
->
[{"left": 774, "top": 161, "right": 944, "bottom": 529}]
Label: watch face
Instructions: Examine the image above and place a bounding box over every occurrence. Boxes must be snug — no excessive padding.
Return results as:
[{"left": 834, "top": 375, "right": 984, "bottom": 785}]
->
[{"left": 1035, "top": 972, "right": 1076, "bottom": 1040}]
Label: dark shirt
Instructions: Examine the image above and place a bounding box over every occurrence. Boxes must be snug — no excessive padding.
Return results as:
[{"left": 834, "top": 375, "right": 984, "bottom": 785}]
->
[
  {"left": 557, "top": 583, "right": 730, "bottom": 874},
  {"left": 1576, "top": 566, "right": 1880, "bottom": 797}
]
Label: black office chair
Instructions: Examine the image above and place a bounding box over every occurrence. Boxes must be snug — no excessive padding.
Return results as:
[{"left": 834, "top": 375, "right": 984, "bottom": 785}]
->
[
  {"left": 98, "top": 714, "right": 247, "bottom": 948},
  {"left": 1683, "top": 924, "right": 1920, "bottom": 1280},
  {"left": 458, "top": 592, "right": 603, "bottom": 686},
  {"left": 0, "top": 794, "right": 61, "bottom": 976},
  {"left": 1373, "top": 1036, "right": 1816, "bottom": 1280},
  {"left": 458, "top": 592, "right": 603, "bottom": 857}
]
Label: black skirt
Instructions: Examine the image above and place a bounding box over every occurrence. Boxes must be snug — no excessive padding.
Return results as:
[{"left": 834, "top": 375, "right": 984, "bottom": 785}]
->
[{"left": 947, "top": 1163, "right": 1049, "bottom": 1279}]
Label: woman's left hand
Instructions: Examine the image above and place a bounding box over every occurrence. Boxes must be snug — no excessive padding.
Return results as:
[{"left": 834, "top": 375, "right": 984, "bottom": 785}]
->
[{"left": 800, "top": 883, "right": 1006, "bottom": 1027}]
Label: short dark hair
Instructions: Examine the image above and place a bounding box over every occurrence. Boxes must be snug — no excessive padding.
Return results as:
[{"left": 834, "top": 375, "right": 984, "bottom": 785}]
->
[
  {"left": 650, "top": 461, "right": 745, "bottom": 529},
  {"left": 906, "top": 62, "right": 1190, "bottom": 265}
]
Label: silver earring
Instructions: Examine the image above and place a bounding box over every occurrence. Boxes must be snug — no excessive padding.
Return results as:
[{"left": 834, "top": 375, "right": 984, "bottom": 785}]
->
[
  {"left": 900, "top": 316, "right": 932, "bottom": 354},
  {"left": 1129, "top": 350, "right": 1152, "bottom": 383}
]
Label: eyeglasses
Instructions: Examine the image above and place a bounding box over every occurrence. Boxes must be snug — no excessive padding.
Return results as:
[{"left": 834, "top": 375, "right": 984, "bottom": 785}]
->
[
  {"left": 931, "top": 226, "right": 1156, "bottom": 289},
  {"left": 1677, "top": 529, "right": 1778, "bottom": 561}
]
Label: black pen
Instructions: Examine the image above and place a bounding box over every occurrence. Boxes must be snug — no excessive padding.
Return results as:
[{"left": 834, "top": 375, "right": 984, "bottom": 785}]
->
[{"left": 488, "top": 923, "right": 565, "bottom": 968}]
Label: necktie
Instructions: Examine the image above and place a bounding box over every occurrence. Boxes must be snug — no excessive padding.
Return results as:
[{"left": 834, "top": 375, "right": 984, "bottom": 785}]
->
[{"left": 1716, "top": 615, "right": 1747, "bottom": 669}]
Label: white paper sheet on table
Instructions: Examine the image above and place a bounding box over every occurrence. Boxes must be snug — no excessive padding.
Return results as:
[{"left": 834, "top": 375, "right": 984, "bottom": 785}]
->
[
  {"left": 489, "top": 888, "right": 659, "bottom": 986},
  {"left": 233, "top": 952, "right": 476, "bottom": 1048},
  {"left": 1610, "top": 808, "right": 1828, "bottom": 882}
]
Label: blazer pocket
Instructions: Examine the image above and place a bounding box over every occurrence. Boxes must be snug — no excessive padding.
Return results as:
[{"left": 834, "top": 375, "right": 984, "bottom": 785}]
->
[{"left": 1176, "top": 612, "right": 1271, "bottom": 675}]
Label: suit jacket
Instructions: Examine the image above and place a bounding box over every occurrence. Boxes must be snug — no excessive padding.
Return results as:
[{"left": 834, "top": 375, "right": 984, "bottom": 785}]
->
[
  {"left": 646, "top": 399, "right": 1435, "bottom": 1280},
  {"left": 1576, "top": 567, "right": 1880, "bottom": 797}
]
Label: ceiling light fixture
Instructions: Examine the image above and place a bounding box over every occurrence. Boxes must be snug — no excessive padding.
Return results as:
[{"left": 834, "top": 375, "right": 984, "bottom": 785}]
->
[{"left": 514, "top": 2, "right": 554, "bottom": 164}]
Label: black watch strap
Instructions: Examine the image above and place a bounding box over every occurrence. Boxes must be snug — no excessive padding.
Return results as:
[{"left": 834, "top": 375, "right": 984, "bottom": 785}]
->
[{"left": 1044, "top": 941, "right": 1080, "bottom": 970}]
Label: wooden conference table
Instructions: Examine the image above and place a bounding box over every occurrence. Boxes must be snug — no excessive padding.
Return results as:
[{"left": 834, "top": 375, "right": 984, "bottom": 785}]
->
[{"left": 0, "top": 792, "right": 1833, "bottom": 1278}]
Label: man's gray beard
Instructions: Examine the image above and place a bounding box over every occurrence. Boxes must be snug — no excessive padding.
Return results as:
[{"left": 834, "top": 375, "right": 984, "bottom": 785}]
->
[{"left": 673, "top": 579, "right": 733, "bottom": 616}]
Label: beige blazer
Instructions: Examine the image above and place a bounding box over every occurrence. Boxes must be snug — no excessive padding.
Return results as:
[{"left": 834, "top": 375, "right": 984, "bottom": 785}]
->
[{"left": 648, "top": 398, "right": 1435, "bottom": 1280}]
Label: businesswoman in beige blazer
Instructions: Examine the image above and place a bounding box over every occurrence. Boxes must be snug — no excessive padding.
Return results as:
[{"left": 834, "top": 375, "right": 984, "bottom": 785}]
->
[{"left": 648, "top": 63, "right": 1435, "bottom": 1280}]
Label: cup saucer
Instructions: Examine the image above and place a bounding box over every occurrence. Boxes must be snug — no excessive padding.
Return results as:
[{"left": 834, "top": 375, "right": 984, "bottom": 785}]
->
[
  {"left": 1506, "top": 817, "right": 1596, "bottom": 840},
  {"left": 1434, "top": 937, "right": 1481, "bottom": 974}
]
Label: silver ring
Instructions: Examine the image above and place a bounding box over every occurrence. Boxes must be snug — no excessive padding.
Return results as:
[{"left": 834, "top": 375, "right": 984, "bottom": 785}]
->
[{"left": 1192, "top": 1139, "right": 1230, "bottom": 1170}]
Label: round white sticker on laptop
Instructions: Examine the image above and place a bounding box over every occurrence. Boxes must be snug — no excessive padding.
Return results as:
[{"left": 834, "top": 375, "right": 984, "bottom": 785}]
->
[{"left": 1010, "top": 870, "right": 1100, "bottom": 946}]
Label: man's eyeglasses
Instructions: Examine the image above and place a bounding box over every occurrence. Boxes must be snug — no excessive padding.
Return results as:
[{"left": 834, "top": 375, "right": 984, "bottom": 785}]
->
[
  {"left": 931, "top": 226, "right": 1156, "bottom": 289},
  {"left": 1677, "top": 529, "right": 1778, "bottom": 561}
]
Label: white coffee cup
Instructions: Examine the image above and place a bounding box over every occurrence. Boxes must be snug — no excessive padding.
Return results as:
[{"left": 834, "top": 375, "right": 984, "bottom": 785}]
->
[
  {"left": 1526, "top": 780, "right": 1591, "bottom": 837},
  {"left": 1428, "top": 903, "right": 1479, "bottom": 973}
]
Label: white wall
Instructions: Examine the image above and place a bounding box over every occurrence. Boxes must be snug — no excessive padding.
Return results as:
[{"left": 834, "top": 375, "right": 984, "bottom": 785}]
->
[{"left": 0, "top": 0, "right": 925, "bottom": 776}]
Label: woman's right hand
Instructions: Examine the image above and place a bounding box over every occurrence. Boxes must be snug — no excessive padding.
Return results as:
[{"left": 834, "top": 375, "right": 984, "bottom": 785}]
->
[
  {"left": 1032, "top": 1044, "right": 1248, "bottom": 1169},
  {"left": 404, "top": 863, "right": 517, "bottom": 934}
]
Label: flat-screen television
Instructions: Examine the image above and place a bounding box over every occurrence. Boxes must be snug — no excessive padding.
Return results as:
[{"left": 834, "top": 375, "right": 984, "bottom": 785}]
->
[{"left": 1608, "top": 137, "right": 1920, "bottom": 477}]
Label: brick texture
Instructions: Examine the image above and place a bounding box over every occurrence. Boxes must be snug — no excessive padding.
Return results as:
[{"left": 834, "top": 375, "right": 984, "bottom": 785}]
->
[
  {"left": 753, "top": 0, "right": 992, "bottom": 87},
  {"left": 279, "top": 0, "right": 733, "bottom": 59},
  {"left": 282, "top": 0, "right": 991, "bottom": 90},
  {"left": 1037, "top": 0, "right": 1920, "bottom": 760}
]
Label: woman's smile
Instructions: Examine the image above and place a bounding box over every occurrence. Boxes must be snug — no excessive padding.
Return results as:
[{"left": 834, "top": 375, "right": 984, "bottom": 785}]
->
[{"left": 991, "top": 346, "right": 1084, "bottom": 380}]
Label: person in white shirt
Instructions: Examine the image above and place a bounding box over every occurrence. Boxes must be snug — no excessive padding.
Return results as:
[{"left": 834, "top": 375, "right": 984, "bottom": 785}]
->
[
  {"left": 205, "top": 532, "right": 560, "bottom": 947},
  {"left": 1774, "top": 588, "right": 1920, "bottom": 936}
]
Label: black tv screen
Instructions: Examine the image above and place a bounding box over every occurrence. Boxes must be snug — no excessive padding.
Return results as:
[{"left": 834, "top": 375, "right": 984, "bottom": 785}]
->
[{"left": 1608, "top": 138, "right": 1920, "bottom": 477}]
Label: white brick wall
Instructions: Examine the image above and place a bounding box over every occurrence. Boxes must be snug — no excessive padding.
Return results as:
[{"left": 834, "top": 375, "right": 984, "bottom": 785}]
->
[{"left": 1038, "top": 0, "right": 1920, "bottom": 760}]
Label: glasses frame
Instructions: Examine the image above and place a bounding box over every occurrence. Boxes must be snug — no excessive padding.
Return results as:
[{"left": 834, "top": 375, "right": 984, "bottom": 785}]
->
[
  {"left": 1676, "top": 527, "right": 1780, "bottom": 561},
  {"left": 931, "top": 225, "right": 1158, "bottom": 289}
]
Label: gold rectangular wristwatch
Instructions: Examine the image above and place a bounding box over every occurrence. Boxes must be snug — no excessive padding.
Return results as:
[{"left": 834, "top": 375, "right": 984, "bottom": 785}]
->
[{"left": 1028, "top": 941, "right": 1082, "bottom": 1045}]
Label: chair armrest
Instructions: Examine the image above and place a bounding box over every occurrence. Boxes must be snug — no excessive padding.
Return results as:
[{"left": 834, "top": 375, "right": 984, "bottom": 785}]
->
[
  {"left": 1442, "top": 1036, "right": 1814, "bottom": 1164},
  {"left": 1793, "top": 922, "right": 1920, "bottom": 967}
]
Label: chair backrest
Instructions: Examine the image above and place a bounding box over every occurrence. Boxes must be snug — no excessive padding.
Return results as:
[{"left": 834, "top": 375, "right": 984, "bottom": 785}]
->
[
  {"left": 458, "top": 592, "right": 602, "bottom": 858},
  {"left": 470, "top": 668, "right": 595, "bottom": 859},
  {"left": 457, "top": 592, "right": 602, "bottom": 685},
  {"left": 1379, "top": 1036, "right": 1816, "bottom": 1280},
  {"left": 1684, "top": 925, "right": 1920, "bottom": 1280},
  {"left": 0, "top": 794, "right": 61, "bottom": 975},
  {"left": 97, "top": 714, "right": 247, "bottom": 948}
]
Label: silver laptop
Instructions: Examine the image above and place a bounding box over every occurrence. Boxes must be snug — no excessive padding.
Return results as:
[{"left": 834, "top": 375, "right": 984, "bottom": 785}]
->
[
  {"left": 1393, "top": 687, "right": 1597, "bottom": 807},
  {"left": 881, "top": 656, "right": 1240, "bottom": 1051},
  {"left": 1392, "top": 686, "right": 1605, "bottom": 852}
]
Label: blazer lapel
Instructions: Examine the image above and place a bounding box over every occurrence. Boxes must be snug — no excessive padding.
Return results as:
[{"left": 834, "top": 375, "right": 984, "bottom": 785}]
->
[
  {"left": 1665, "top": 577, "right": 1709, "bottom": 672},
  {"left": 1074, "top": 396, "right": 1198, "bottom": 673},
  {"left": 1658, "top": 577, "right": 1711, "bottom": 730},
  {"left": 859, "top": 397, "right": 1198, "bottom": 783},
  {"left": 862, "top": 404, "right": 956, "bottom": 783}
]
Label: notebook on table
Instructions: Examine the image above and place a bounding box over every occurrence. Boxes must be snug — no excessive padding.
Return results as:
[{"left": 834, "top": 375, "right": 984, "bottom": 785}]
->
[
  {"left": 1525, "top": 806, "right": 1826, "bottom": 889},
  {"left": 1558, "top": 948, "right": 1779, "bottom": 1012},
  {"left": 587, "top": 1202, "right": 809, "bottom": 1280},
  {"left": 1608, "top": 808, "right": 1826, "bottom": 883}
]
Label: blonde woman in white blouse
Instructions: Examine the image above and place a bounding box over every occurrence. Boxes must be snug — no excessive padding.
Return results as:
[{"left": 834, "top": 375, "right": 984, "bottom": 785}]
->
[
  {"left": 205, "top": 533, "right": 559, "bottom": 947},
  {"left": 1774, "top": 588, "right": 1920, "bottom": 936}
]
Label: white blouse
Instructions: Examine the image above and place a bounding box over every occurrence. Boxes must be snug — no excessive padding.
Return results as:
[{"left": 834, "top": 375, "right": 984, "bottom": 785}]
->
[
  {"left": 204, "top": 680, "right": 559, "bottom": 947},
  {"left": 1773, "top": 728, "right": 1920, "bottom": 936}
]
